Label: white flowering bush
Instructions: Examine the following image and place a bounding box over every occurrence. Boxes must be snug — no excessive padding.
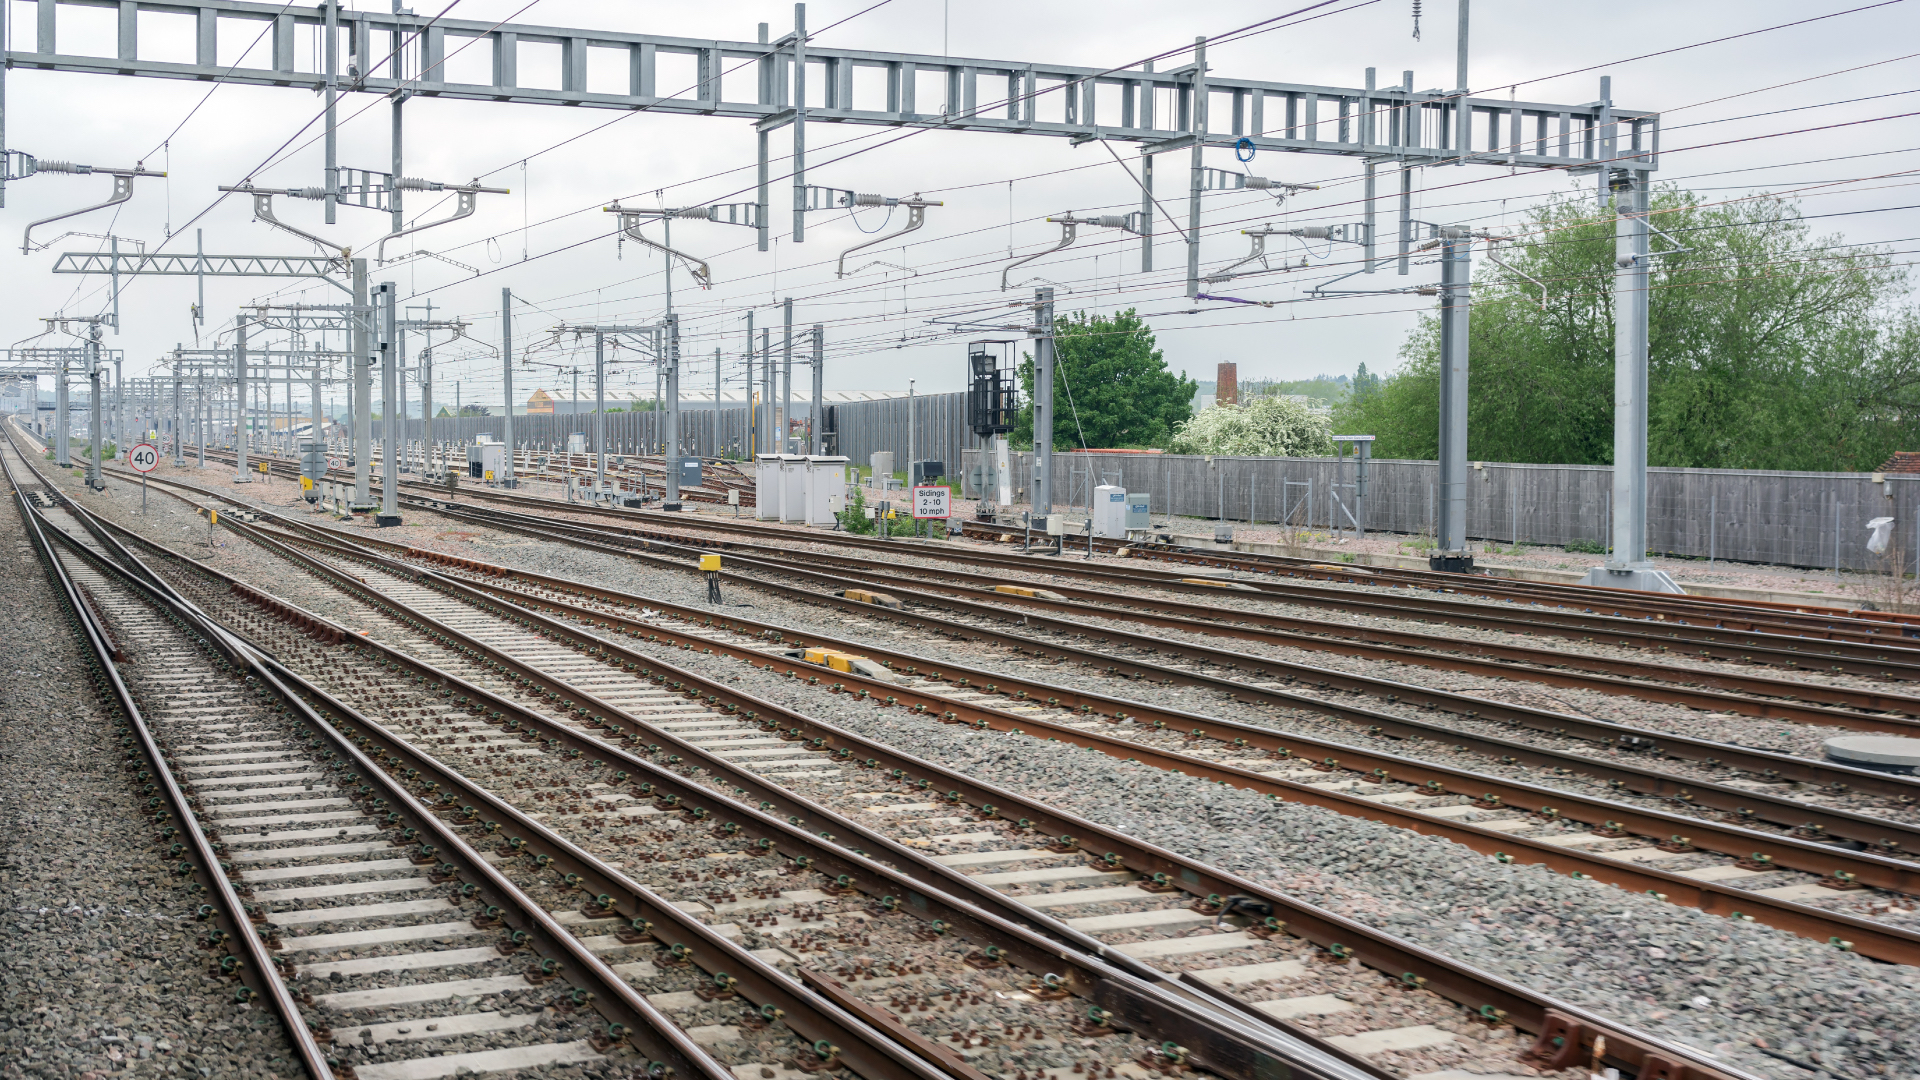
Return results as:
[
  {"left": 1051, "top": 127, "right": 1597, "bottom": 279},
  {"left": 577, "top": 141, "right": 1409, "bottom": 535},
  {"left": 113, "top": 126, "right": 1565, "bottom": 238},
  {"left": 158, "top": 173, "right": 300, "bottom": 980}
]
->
[{"left": 1169, "top": 396, "right": 1335, "bottom": 457}]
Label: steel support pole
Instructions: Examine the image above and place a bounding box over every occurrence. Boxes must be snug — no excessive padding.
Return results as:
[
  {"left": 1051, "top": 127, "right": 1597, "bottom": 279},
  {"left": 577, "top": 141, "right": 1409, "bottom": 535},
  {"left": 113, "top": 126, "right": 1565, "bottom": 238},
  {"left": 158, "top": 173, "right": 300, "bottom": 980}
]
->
[
  {"left": 1031, "top": 287, "right": 1055, "bottom": 514},
  {"left": 324, "top": 0, "right": 338, "bottom": 223},
  {"left": 112, "top": 357, "right": 122, "bottom": 447},
  {"left": 743, "top": 311, "right": 755, "bottom": 457},
  {"left": 790, "top": 3, "right": 807, "bottom": 244},
  {"left": 501, "top": 288, "right": 516, "bottom": 487},
  {"left": 235, "top": 315, "right": 251, "bottom": 482},
  {"left": 172, "top": 373, "right": 182, "bottom": 464},
  {"left": 1431, "top": 230, "right": 1471, "bottom": 571},
  {"left": 811, "top": 325, "right": 823, "bottom": 455},
  {"left": 1581, "top": 170, "right": 1680, "bottom": 591},
  {"left": 1453, "top": 0, "right": 1470, "bottom": 165},
  {"left": 781, "top": 297, "right": 793, "bottom": 454},
  {"left": 86, "top": 327, "right": 104, "bottom": 489},
  {"left": 195, "top": 369, "right": 204, "bottom": 467},
  {"left": 311, "top": 352, "right": 323, "bottom": 462},
  {"left": 420, "top": 344, "right": 433, "bottom": 476},
  {"left": 594, "top": 331, "right": 606, "bottom": 495},
  {"left": 395, "top": 320, "right": 407, "bottom": 470},
  {"left": 352, "top": 258, "right": 372, "bottom": 505},
  {"left": 55, "top": 355, "right": 69, "bottom": 466},
  {"left": 760, "top": 328, "right": 772, "bottom": 455},
  {"left": 390, "top": 93, "right": 405, "bottom": 236},
  {"left": 664, "top": 314, "right": 681, "bottom": 507},
  {"left": 378, "top": 281, "right": 400, "bottom": 522},
  {"left": 1184, "top": 37, "right": 1206, "bottom": 298},
  {"left": 1607, "top": 173, "right": 1650, "bottom": 570}
]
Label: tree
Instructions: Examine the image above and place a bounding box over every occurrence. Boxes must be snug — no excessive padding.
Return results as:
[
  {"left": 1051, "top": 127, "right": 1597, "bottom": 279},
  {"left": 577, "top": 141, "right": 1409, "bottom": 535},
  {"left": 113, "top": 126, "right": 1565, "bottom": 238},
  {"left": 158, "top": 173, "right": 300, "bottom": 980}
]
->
[
  {"left": 1170, "top": 396, "right": 1334, "bottom": 456},
  {"left": 1011, "top": 309, "right": 1196, "bottom": 450},
  {"left": 1335, "top": 187, "right": 1920, "bottom": 470}
]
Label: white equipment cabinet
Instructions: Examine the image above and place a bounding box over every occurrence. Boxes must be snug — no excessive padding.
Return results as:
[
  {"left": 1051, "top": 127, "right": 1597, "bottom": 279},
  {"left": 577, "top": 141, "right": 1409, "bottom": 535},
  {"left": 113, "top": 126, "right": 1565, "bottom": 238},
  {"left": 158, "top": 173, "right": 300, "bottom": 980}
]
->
[
  {"left": 803, "top": 455, "right": 848, "bottom": 526},
  {"left": 754, "top": 454, "right": 784, "bottom": 520},
  {"left": 780, "top": 456, "right": 808, "bottom": 523},
  {"left": 1092, "top": 484, "right": 1128, "bottom": 538}
]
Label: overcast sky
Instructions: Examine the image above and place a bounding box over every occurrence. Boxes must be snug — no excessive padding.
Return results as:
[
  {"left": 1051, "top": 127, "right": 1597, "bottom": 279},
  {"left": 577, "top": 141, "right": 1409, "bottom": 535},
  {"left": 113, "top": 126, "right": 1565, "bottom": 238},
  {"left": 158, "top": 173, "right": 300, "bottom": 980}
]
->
[{"left": 3, "top": 0, "right": 1915, "bottom": 410}]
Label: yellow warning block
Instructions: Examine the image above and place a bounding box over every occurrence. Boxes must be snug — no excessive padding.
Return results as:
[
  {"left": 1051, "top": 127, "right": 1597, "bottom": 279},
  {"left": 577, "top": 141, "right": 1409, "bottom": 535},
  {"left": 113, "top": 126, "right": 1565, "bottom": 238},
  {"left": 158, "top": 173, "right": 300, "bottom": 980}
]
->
[
  {"left": 805, "top": 648, "right": 858, "bottom": 673},
  {"left": 1180, "top": 578, "right": 1258, "bottom": 591},
  {"left": 992, "top": 584, "right": 1068, "bottom": 601},
  {"left": 1308, "top": 563, "right": 1375, "bottom": 576},
  {"left": 842, "top": 588, "right": 901, "bottom": 609},
  {"left": 699, "top": 553, "right": 723, "bottom": 572},
  {"left": 258, "top": 462, "right": 270, "bottom": 473},
  {"left": 301, "top": 476, "right": 314, "bottom": 491}
]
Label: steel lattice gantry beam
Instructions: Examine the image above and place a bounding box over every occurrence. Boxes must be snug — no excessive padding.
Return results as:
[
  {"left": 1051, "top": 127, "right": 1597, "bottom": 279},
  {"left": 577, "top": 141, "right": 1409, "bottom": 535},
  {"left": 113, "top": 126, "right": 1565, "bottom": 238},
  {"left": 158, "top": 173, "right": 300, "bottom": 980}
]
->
[
  {"left": 6, "top": 1, "right": 1673, "bottom": 587},
  {"left": 5, "top": 0, "right": 1653, "bottom": 164}
]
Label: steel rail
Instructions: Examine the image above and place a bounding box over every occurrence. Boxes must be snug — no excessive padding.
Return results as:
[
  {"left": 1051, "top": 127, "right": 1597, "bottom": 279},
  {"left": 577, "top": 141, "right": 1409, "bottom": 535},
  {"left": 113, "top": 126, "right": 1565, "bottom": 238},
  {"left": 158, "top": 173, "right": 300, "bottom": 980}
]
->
[
  {"left": 393, "top": 496, "right": 1920, "bottom": 808},
  {"left": 236, "top": 512, "right": 1920, "bottom": 972},
  {"left": 32, "top": 432, "right": 1778, "bottom": 1080},
  {"left": 112, "top": 493, "right": 1387, "bottom": 1080},
  {"left": 383, "top": 471, "right": 1915, "bottom": 640},
  {"left": 235, "top": 515, "right": 1782, "bottom": 1079},
  {"left": 352, "top": 496, "right": 1920, "bottom": 853},
  {"left": 639, "top": 521, "right": 1920, "bottom": 689},
  {"left": 10, "top": 491, "right": 339, "bottom": 1080},
  {"left": 415, "top": 479, "right": 1920, "bottom": 659},
  {"left": 955, "top": 520, "right": 1920, "bottom": 638},
  {"left": 425, "top": 498, "right": 1920, "bottom": 717},
  {"left": 25, "top": 498, "right": 736, "bottom": 1080},
  {"left": 309, "top": 534, "right": 1920, "bottom": 899}
]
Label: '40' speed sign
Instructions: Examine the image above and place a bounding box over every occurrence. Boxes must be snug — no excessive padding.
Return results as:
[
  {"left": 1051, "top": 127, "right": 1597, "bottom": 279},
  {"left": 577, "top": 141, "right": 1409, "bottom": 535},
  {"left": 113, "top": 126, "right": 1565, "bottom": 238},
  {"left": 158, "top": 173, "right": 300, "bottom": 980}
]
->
[{"left": 127, "top": 443, "right": 160, "bottom": 473}]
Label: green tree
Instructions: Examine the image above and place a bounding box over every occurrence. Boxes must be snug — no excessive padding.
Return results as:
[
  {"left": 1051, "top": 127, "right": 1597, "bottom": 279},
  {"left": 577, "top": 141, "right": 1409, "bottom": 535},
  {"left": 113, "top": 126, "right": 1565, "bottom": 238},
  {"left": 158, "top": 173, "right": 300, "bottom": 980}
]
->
[
  {"left": 1335, "top": 187, "right": 1920, "bottom": 470},
  {"left": 1011, "top": 309, "right": 1196, "bottom": 450}
]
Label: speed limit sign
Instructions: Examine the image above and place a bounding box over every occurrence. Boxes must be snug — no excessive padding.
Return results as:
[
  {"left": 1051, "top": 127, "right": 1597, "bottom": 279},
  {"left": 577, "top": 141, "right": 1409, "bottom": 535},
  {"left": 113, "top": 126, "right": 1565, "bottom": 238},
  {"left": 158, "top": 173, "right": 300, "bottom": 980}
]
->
[{"left": 128, "top": 442, "right": 159, "bottom": 513}]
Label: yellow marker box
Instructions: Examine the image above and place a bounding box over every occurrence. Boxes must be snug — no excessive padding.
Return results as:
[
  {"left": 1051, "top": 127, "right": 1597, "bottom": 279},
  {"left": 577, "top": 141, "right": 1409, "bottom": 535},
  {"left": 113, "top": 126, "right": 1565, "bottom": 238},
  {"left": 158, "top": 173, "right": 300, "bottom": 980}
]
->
[
  {"left": 699, "top": 553, "right": 723, "bottom": 572},
  {"left": 804, "top": 647, "right": 861, "bottom": 674}
]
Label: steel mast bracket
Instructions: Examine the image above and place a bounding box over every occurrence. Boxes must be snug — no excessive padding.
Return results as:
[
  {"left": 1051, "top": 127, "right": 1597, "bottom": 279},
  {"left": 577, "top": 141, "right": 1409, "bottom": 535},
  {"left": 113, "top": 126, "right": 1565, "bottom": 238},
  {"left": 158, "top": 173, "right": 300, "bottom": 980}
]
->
[{"left": 19, "top": 155, "right": 166, "bottom": 254}]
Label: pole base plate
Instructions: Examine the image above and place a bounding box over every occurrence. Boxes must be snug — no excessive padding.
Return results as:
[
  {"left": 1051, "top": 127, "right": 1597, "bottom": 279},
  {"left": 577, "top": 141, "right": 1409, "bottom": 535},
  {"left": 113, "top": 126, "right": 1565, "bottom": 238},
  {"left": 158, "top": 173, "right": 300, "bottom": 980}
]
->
[
  {"left": 1580, "top": 565, "right": 1685, "bottom": 594},
  {"left": 661, "top": 502, "right": 683, "bottom": 512},
  {"left": 1428, "top": 554, "right": 1476, "bottom": 574},
  {"left": 375, "top": 514, "right": 404, "bottom": 528}
]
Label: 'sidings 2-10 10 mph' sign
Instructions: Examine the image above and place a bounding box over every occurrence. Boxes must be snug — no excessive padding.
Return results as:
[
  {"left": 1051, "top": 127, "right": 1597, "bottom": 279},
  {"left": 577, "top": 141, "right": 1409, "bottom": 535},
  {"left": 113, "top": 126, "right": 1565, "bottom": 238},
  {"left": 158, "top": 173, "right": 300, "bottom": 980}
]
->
[{"left": 911, "top": 485, "right": 951, "bottom": 519}]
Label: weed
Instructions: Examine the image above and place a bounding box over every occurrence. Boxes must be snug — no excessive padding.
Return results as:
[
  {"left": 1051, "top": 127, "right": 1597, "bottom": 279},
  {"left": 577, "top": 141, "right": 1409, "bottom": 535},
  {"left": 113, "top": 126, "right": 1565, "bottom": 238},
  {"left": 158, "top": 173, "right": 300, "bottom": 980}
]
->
[{"left": 1564, "top": 538, "right": 1606, "bottom": 555}]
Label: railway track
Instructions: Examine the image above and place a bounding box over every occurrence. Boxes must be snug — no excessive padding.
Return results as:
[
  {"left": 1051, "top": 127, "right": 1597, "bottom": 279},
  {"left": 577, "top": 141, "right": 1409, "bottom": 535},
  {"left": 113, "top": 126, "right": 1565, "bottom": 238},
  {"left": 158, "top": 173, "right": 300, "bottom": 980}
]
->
[
  {"left": 410, "top": 496, "right": 1920, "bottom": 728},
  {"left": 246, "top": 502, "right": 1920, "bottom": 959},
  {"left": 18, "top": 421, "right": 1766, "bottom": 1080},
  {"left": 391, "top": 496, "right": 1920, "bottom": 816},
  {"left": 369, "top": 464, "right": 1915, "bottom": 641},
  {"left": 70, "top": 445, "right": 1920, "bottom": 962},
  {"left": 4, "top": 449, "right": 739, "bottom": 1080}
]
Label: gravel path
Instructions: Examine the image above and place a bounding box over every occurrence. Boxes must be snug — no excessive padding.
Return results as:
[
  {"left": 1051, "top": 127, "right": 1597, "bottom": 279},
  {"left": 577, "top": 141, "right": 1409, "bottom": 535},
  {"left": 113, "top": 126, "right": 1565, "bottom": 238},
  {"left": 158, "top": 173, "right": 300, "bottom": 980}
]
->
[{"left": 1, "top": 473, "right": 300, "bottom": 1080}]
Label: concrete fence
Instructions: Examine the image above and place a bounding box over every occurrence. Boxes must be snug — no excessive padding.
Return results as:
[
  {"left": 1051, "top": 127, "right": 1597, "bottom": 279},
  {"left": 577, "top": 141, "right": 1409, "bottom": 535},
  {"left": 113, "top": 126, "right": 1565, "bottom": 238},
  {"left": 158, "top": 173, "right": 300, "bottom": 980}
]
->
[{"left": 962, "top": 449, "right": 1920, "bottom": 573}]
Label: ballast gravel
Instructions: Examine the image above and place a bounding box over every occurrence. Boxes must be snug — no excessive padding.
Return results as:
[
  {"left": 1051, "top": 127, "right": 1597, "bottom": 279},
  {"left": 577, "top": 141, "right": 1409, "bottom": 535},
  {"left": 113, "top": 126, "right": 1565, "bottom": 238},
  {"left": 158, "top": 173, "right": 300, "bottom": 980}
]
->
[
  {"left": 1, "top": 478, "right": 300, "bottom": 1080},
  {"left": 106, "top": 478, "right": 1920, "bottom": 1076},
  {"left": 633, "top": 641, "right": 1920, "bottom": 1080}
]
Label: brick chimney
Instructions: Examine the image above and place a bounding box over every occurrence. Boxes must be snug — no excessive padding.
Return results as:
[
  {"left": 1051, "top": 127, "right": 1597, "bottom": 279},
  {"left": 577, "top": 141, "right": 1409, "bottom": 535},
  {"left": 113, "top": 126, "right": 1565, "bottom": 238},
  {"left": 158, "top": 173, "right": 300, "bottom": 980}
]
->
[{"left": 1216, "top": 362, "right": 1239, "bottom": 406}]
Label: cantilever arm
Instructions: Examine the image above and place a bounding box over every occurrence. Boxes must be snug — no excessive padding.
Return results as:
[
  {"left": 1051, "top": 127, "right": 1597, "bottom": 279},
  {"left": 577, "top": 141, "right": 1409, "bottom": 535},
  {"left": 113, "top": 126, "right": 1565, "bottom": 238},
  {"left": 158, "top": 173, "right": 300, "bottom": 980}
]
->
[
  {"left": 836, "top": 195, "right": 941, "bottom": 279},
  {"left": 374, "top": 180, "right": 510, "bottom": 263},
  {"left": 219, "top": 186, "right": 350, "bottom": 263},
  {"left": 607, "top": 205, "right": 713, "bottom": 289},
  {"left": 22, "top": 162, "right": 164, "bottom": 254},
  {"left": 1001, "top": 219, "right": 1078, "bottom": 291}
]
